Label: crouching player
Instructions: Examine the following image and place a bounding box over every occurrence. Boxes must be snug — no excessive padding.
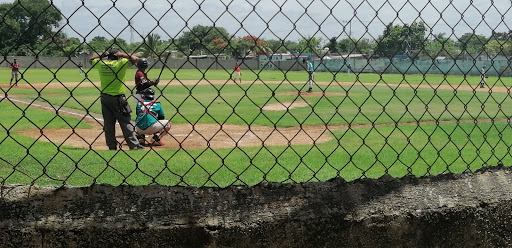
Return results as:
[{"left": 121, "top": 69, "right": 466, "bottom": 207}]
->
[{"left": 135, "top": 87, "right": 171, "bottom": 146}]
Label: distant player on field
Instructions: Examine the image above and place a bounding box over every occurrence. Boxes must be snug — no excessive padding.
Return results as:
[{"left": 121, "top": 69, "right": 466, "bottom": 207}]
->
[
  {"left": 479, "top": 66, "right": 487, "bottom": 88},
  {"left": 135, "top": 87, "right": 171, "bottom": 146},
  {"left": 10, "top": 59, "right": 19, "bottom": 87},
  {"left": 233, "top": 62, "right": 242, "bottom": 84},
  {"left": 305, "top": 60, "right": 315, "bottom": 92},
  {"left": 78, "top": 61, "right": 85, "bottom": 75}
]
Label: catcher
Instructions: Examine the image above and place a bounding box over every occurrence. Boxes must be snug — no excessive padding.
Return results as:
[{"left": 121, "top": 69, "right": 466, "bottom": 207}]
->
[
  {"left": 134, "top": 58, "right": 159, "bottom": 102},
  {"left": 135, "top": 87, "right": 171, "bottom": 146}
]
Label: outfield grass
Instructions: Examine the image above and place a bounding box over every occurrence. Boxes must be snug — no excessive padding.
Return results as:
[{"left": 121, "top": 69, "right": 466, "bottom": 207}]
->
[
  {"left": 1, "top": 68, "right": 511, "bottom": 187},
  {"left": 1, "top": 68, "right": 511, "bottom": 87}
]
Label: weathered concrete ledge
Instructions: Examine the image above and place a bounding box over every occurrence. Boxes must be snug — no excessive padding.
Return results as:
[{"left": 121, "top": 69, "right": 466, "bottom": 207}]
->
[{"left": 1, "top": 166, "right": 512, "bottom": 247}]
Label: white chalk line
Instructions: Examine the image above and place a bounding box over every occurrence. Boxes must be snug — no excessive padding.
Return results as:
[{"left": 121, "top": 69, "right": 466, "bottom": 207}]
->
[
  {"left": 1, "top": 96, "right": 260, "bottom": 140},
  {"left": 0, "top": 95, "right": 105, "bottom": 123}
]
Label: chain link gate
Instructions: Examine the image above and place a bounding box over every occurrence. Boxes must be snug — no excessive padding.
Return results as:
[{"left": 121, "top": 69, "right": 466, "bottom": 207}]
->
[{"left": 1, "top": 0, "right": 511, "bottom": 188}]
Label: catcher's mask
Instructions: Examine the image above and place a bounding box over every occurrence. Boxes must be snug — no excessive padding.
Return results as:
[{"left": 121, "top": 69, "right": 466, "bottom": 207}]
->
[{"left": 142, "top": 87, "right": 155, "bottom": 100}]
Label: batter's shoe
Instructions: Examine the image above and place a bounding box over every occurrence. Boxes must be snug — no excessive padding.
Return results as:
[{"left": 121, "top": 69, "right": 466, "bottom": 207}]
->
[{"left": 136, "top": 133, "right": 146, "bottom": 145}]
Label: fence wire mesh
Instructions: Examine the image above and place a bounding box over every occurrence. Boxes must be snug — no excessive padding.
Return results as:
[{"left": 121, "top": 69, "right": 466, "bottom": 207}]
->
[{"left": 1, "top": 0, "right": 512, "bottom": 187}]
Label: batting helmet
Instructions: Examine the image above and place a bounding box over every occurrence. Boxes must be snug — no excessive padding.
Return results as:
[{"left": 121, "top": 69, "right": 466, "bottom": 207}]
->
[
  {"left": 137, "top": 58, "right": 149, "bottom": 70},
  {"left": 142, "top": 87, "right": 155, "bottom": 100}
]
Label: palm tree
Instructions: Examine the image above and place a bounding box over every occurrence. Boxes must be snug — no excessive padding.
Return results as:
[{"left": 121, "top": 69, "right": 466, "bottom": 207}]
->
[{"left": 139, "top": 33, "right": 163, "bottom": 58}]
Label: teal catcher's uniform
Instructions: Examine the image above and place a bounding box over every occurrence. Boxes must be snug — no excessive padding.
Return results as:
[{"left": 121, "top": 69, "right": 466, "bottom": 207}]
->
[{"left": 136, "top": 100, "right": 165, "bottom": 130}]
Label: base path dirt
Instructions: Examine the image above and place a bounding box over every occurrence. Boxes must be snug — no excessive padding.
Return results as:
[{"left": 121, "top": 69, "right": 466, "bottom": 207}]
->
[
  {"left": 16, "top": 123, "right": 333, "bottom": 150},
  {"left": 3, "top": 79, "right": 511, "bottom": 93}
]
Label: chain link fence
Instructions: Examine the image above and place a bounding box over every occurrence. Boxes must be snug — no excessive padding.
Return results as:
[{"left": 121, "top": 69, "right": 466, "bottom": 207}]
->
[{"left": 1, "top": 0, "right": 511, "bottom": 187}]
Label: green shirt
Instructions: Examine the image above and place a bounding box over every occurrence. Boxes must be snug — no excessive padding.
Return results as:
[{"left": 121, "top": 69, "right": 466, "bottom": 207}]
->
[
  {"left": 307, "top": 61, "right": 314, "bottom": 72},
  {"left": 92, "top": 58, "right": 131, "bottom": 95},
  {"left": 135, "top": 99, "right": 165, "bottom": 130}
]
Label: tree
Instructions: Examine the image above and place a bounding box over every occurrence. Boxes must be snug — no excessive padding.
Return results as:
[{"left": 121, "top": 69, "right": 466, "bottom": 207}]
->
[
  {"left": 87, "top": 36, "right": 109, "bottom": 54},
  {"left": 225, "top": 39, "right": 245, "bottom": 58},
  {"left": 241, "top": 35, "right": 270, "bottom": 53},
  {"left": 423, "top": 33, "right": 460, "bottom": 58},
  {"left": 297, "top": 37, "right": 323, "bottom": 55},
  {"left": 457, "top": 33, "right": 489, "bottom": 55},
  {"left": 112, "top": 38, "right": 129, "bottom": 52},
  {"left": 326, "top": 37, "right": 339, "bottom": 54},
  {"left": 339, "top": 38, "right": 376, "bottom": 55},
  {"left": 374, "top": 22, "right": 427, "bottom": 58},
  {"left": 282, "top": 40, "right": 299, "bottom": 53},
  {"left": 62, "top": 37, "right": 83, "bottom": 56},
  {"left": 0, "top": 0, "right": 62, "bottom": 55},
  {"left": 138, "top": 33, "right": 164, "bottom": 58},
  {"left": 126, "top": 41, "right": 142, "bottom": 54},
  {"left": 490, "top": 31, "right": 512, "bottom": 41},
  {"left": 266, "top": 39, "right": 289, "bottom": 53},
  {"left": 485, "top": 40, "right": 512, "bottom": 57},
  {"left": 177, "top": 25, "right": 230, "bottom": 55},
  {"left": 488, "top": 31, "right": 512, "bottom": 57},
  {"left": 209, "top": 38, "right": 228, "bottom": 54},
  {"left": 337, "top": 38, "right": 350, "bottom": 54},
  {"left": 225, "top": 38, "right": 253, "bottom": 58},
  {"left": 35, "top": 33, "right": 85, "bottom": 57}
]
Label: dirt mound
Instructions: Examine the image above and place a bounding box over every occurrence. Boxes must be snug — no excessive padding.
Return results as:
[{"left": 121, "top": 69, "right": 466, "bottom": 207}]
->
[{"left": 262, "top": 101, "right": 309, "bottom": 111}]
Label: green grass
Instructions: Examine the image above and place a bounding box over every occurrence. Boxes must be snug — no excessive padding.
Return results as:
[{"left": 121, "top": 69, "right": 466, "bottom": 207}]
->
[
  {"left": 1, "top": 68, "right": 511, "bottom": 187},
  {"left": 5, "top": 80, "right": 512, "bottom": 127},
  {"left": 2, "top": 68, "right": 511, "bottom": 87},
  {"left": 1, "top": 121, "right": 510, "bottom": 187}
]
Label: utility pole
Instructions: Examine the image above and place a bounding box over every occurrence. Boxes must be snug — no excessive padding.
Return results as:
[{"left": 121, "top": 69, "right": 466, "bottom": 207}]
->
[
  {"left": 129, "top": 20, "right": 134, "bottom": 44},
  {"left": 343, "top": 20, "right": 352, "bottom": 39}
]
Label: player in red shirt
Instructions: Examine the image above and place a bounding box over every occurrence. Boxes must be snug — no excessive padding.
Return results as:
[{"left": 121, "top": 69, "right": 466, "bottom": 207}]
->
[
  {"left": 134, "top": 58, "right": 159, "bottom": 103},
  {"left": 10, "top": 59, "right": 19, "bottom": 87},
  {"left": 233, "top": 62, "right": 242, "bottom": 84}
]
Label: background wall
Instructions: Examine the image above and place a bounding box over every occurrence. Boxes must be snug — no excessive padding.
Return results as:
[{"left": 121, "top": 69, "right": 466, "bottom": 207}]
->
[{"left": 3, "top": 56, "right": 511, "bottom": 77}]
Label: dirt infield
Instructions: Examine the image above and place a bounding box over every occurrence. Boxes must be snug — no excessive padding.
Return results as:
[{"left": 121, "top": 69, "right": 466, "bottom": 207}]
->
[
  {"left": 16, "top": 123, "right": 333, "bottom": 150},
  {"left": 6, "top": 79, "right": 511, "bottom": 150}
]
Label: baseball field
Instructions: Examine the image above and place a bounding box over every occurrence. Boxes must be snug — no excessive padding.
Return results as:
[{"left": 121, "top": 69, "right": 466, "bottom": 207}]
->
[{"left": 1, "top": 67, "right": 511, "bottom": 187}]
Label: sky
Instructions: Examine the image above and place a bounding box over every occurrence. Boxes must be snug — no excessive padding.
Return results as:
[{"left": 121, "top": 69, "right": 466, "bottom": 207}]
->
[{"left": 3, "top": 0, "right": 512, "bottom": 43}]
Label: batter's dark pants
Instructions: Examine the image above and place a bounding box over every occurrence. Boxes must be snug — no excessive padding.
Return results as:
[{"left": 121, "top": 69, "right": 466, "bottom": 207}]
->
[{"left": 100, "top": 93, "right": 140, "bottom": 150}]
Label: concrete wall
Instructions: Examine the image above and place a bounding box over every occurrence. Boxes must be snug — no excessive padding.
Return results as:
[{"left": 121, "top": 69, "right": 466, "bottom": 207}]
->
[
  {"left": 1, "top": 56, "right": 90, "bottom": 70},
  {"left": 2, "top": 56, "right": 512, "bottom": 77},
  {"left": 1, "top": 166, "right": 512, "bottom": 247}
]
